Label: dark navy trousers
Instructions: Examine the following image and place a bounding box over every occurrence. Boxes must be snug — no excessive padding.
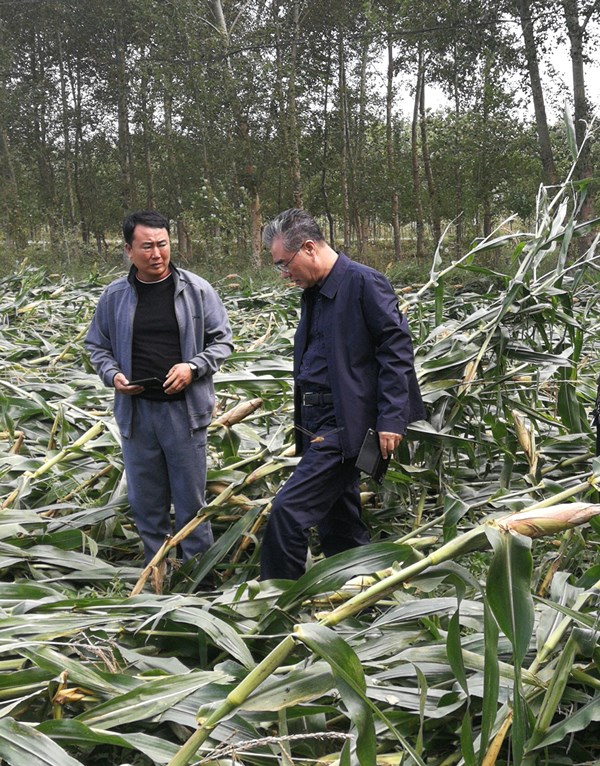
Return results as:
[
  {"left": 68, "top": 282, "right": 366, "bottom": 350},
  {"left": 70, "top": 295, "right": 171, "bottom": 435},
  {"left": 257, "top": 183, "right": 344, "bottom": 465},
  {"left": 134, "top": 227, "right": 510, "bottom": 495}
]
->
[{"left": 260, "top": 404, "right": 370, "bottom": 580}]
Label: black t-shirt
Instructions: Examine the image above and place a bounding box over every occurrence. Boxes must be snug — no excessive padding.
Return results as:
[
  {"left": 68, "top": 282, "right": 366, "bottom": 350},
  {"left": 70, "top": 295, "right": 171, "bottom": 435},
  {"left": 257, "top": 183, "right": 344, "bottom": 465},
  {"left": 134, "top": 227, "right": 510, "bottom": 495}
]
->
[{"left": 132, "top": 274, "right": 185, "bottom": 401}]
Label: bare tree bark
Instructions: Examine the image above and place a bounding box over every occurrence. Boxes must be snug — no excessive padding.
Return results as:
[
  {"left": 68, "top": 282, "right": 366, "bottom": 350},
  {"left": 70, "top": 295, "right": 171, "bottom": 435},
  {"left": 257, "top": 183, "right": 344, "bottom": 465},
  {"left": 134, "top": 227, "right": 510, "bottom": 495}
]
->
[
  {"left": 452, "top": 43, "right": 463, "bottom": 259},
  {"left": 31, "top": 31, "right": 59, "bottom": 245},
  {"left": 63, "top": 51, "right": 90, "bottom": 245},
  {"left": 287, "top": 0, "right": 303, "bottom": 209},
  {"left": 561, "top": 0, "right": 595, "bottom": 225},
  {"left": 319, "top": 47, "right": 335, "bottom": 246},
  {"left": 115, "top": 19, "right": 135, "bottom": 212},
  {"left": 411, "top": 46, "right": 425, "bottom": 258},
  {"left": 386, "top": 29, "right": 401, "bottom": 261},
  {"left": 516, "top": 0, "right": 558, "bottom": 185},
  {"left": 481, "top": 55, "right": 493, "bottom": 239},
  {"left": 57, "top": 34, "right": 76, "bottom": 228},
  {"left": 338, "top": 33, "right": 351, "bottom": 252},
  {"left": 419, "top": 64, "right": 441, "bottom": 248},
  {"left": 140, "top": 64, "right": 156, "bottom": 209},
  {"left": 0, "top": 126, "right": 23, "bottom": 246},
  {"left": 177, "top": 218, "right": 192, "bottom": 262},
  {"left": 354, "top": 32, "right": 370, "bottom": 253},
  {"left": 273, "top": 10, "right": 287, "bottom": 211},
  {"left": 210, "top": 0, "right": 262, "bottom": 268}
]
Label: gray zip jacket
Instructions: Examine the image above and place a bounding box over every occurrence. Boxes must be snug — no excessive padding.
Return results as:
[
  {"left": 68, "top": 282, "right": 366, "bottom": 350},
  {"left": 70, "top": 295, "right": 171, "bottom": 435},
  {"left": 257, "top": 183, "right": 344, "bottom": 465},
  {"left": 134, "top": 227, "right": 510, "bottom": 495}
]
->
[{"left": 85, "top": 265, "right": 233, "bottom": 438}]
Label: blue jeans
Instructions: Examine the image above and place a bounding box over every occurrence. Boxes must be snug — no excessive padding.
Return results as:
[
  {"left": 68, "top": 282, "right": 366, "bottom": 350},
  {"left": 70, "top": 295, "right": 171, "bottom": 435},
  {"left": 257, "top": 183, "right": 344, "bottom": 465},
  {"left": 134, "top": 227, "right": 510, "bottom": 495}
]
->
[
  {"left": 260, "top": 404, "right": 369, "bottom": 580},
  {"left": 121, "top": 397, "right": 213, "bottom": 564}
]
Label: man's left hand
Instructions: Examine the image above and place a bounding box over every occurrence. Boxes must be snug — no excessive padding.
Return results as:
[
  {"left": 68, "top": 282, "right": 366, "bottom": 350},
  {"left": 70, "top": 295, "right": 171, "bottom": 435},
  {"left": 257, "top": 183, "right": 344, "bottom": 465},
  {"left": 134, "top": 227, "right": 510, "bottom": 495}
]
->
[
  {"left": 379, "top": 431, "right": 403, "bottom": 459},
  {"left": 164, "top": 363, "right": 193, "bottom": 394}
]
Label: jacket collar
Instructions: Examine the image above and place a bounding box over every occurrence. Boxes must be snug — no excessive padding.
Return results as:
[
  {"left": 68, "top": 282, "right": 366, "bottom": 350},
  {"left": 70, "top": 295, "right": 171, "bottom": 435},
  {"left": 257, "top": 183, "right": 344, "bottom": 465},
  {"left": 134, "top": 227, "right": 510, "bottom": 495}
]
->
[
  {"left": 318, "top": 252, "right": 350, "bottom": 299},
  {"left": 127, "top": 263, "right": 182, "bottom": 289}
]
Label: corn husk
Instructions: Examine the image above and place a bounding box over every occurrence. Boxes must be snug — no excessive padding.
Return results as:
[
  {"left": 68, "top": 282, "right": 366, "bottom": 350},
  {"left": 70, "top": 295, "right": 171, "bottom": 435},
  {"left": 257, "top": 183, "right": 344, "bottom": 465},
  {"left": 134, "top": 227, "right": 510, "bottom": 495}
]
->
[
  {"left": 498, "top": 502, "right": 600, "bottom": 538},
  {"left": 512, "top": 408, "right": 538, "bottom": 474},
  {"left": 212, "top": 397, "right": 263, "bottom": 427}
]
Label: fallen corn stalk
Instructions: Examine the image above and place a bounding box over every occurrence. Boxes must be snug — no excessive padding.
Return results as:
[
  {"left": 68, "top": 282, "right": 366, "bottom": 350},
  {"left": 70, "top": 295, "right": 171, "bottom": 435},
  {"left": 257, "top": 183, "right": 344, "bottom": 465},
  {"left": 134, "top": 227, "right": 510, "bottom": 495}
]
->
[{"left": 166, "top": 500, "right": 600, "bottom": 766}]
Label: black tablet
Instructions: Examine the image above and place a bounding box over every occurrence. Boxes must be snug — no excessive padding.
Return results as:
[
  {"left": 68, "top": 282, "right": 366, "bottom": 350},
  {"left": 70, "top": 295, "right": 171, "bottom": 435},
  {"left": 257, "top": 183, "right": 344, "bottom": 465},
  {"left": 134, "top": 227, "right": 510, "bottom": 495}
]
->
[{"left": 127, "top": 377, "right": 164, "bottom": 388}]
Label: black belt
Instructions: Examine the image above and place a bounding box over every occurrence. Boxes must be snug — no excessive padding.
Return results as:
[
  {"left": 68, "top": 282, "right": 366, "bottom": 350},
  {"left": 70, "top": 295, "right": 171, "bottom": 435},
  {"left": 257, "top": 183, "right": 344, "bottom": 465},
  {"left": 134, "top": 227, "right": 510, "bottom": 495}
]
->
[{"left": 302, "top": 391, "right": 334, "bottom": 407}]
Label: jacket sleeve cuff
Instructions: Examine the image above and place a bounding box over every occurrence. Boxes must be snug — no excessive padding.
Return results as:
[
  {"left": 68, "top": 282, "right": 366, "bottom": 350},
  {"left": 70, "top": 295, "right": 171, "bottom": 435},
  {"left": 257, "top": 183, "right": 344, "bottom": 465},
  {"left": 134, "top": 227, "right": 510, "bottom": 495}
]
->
[
  {"left": 376, "top": 417, "right": 408, "bottom": 436},
  {"left": 189, "top": 357, "right": 208, "bottom": 379},
  {"left": 107, "top": 369, "right": 121, "bottom": 387}
]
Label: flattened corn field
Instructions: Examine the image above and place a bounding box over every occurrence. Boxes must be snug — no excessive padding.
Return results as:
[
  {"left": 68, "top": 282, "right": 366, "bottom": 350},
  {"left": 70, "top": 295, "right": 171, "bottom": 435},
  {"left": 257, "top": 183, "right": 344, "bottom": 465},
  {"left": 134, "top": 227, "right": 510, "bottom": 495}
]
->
[{"left": 0, "top": 189, "right": 599, "bottom": 766}]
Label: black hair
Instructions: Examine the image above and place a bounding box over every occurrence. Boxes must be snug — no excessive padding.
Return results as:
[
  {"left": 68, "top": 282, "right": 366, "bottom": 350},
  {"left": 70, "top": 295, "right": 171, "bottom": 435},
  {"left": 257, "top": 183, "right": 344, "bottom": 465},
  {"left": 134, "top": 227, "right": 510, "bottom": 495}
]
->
[{"left": 122, "top": 210, "right": 170, "bottom": 245}]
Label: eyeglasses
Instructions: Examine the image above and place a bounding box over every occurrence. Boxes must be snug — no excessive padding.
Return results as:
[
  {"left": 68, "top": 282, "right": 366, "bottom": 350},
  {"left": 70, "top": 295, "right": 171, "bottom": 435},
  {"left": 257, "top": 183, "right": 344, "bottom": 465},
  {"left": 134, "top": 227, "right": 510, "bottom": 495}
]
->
[{"left": 274, "top": 242, "right": 305, "bottom": 273}]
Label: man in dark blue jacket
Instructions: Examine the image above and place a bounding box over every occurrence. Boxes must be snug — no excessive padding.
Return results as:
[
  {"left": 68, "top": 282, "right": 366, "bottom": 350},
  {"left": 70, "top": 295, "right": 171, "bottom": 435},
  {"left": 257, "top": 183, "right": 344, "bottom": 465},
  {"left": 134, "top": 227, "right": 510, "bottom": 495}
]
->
[{"left": 260, "top": 208, "right": 424, "bottom": 580}]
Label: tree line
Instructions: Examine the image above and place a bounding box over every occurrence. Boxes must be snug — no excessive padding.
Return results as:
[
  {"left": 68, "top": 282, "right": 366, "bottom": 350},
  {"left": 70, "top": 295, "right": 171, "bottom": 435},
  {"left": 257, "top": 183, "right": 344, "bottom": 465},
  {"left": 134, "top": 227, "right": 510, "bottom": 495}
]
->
[{"left": 0, "top": 0, "right": 597, "bottom": 268}]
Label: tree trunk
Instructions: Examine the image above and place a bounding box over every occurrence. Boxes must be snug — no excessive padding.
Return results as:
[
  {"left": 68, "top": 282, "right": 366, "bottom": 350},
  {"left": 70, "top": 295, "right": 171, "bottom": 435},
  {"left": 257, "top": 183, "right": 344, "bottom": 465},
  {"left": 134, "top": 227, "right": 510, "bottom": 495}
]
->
[
  {"left": 320, "top": 47, "right": 335, "bottom": 246},
  {"left": 338, "top": 33, "right": 351, "bottom": 252},
  {"left": 419, "top": 68, "right": 441, "bottom": 247},
  {"left": 516, "top": 0, "right": 558, "bottom": 185},
  {"left": 354, "top": 32, "right": 370, "bottom": 254},
  {"left": 65, "top": 53, "right": 89, "bottom": 245},
  {"left": 452, "top": 44, "right": 463, "bottom": 259},
  {"left": 0, "top": 67, "right": 22, "bottom": 246},
  {"left": 481, "top": 53, "right": 493, "bottom": 239},
  {"left": 561, "top": 0, "right": 595, "bottom": 225},
  {"left": 287, "top": 0, "right": 303, "bottom": 208},
  {"left": 140, "top": 65, "right": 156, "bottom": 209},
  {"left": 273, "top": 10, "right": 287, "bottom": 211},
  {"left": 177, "top": 218, "right": 192, "bottom": 262},
  {"left": 163, "top": 89, "right": 179, "bottom": 219},
  {"left": 115, "top": 20, "right": 135, "bottom": 211},
  {"left": 210, "top": 0, "right": 262, "bottom": 267},
  {"left": 249, "top": 190, "right": 262, "bottom": 268},
  {"left": 386, "top": 29, "right": 401, "bottom": 261},
  {"left": 411, "top": 46, "right": 425, "bottom": 258},
  {"left": 31, "top": 31, "right": 59, "bottom": 246},
  {"left": 57, "top": 34, "right": 76, "bottom": 228}
]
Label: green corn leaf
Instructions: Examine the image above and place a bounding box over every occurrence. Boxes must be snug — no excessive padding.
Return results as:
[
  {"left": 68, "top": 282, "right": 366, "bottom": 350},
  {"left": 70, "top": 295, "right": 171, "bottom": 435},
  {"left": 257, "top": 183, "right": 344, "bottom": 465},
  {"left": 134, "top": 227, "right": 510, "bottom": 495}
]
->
[
  {"left": 485, "top": 528, "right": 534, "bottom": 665},
  {"left": 242, "top": 663, "right": 333, "bottom": 710},
  {"left": 447, "top": 593, "right": 476, "bottom": 766},
  {"left": 187, "top": 505, "right": 263, "bottom": 590},
  {"left": 447, "top": 610, "right": 469, "bottom": 697},
  {"left": 460, "top": 710, "right": 476, "bottom": 766},
  {"left": 485, "top": 527, "right": 535, "bottom": 764},
  {"left": 527, "top": 632, "right": 577, "bottom": 751},
  {"left": 534, "top": 595, "right": 600, "bottom": 631},
  {"left": 20, "top": 645, "right": 154, "bottom": 696},
  {"left": 406, "top": 420, "right": 475, "bottom": 446},
  {"left": 0, "top": 717, "right": 84, "bottom": 766},
  {"left": 557, "top": 378, "right": 585, "bottom": 432},
  {"left": 37, "top": 719, "right": 178, "bottom": 763},
  {"left": 76, "top": 669, "right": 231, "bottom": 729},
  {"left": 294, "top": 623, "right": 376, "bottom": 765},
  {"left": 414, "top": 663, "right": 427, "bottom": 756},
  {"left": 529, "top": 694, "right": 600, "bottom": 750},
  {"left": 442, "top": 494, "right": 470, "bottom": 542},
  {"left": 143, "top": 606, "right": 255, "bottom": 668},
  {"left": 275, "top": 541, "right": 418, "bottom": 611},
  {"left": 479, "top": 601, "right": 500, "bottom": 763}
]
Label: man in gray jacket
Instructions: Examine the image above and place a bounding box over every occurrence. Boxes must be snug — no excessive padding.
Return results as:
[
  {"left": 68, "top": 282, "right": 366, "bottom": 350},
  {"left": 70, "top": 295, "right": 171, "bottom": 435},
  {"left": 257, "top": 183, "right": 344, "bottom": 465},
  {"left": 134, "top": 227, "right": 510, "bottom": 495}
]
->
[{"left": 85, "top": 210, "right": 233, "bottom": 565}]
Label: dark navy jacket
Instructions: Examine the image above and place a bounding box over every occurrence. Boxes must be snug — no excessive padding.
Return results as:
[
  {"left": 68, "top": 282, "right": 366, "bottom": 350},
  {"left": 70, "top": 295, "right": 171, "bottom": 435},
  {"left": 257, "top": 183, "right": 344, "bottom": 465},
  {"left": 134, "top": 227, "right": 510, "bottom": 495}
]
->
[{"left": 294, "top": 253, "right": 424, "bottom": 457}]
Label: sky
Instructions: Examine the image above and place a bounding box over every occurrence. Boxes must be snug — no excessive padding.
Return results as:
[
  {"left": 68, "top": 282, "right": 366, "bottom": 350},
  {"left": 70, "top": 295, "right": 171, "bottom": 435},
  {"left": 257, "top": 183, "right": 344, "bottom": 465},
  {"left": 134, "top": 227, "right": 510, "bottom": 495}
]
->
[{"left": 394, "top": 25, "right": 600, "bottom": 123}]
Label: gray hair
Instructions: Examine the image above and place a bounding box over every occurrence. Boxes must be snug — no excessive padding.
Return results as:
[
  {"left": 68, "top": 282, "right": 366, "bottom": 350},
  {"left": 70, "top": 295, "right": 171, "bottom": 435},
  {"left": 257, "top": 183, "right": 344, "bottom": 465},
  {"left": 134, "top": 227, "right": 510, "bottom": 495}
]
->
[{"left": 262, "top": 208, "right": 325, "bottom": 252}]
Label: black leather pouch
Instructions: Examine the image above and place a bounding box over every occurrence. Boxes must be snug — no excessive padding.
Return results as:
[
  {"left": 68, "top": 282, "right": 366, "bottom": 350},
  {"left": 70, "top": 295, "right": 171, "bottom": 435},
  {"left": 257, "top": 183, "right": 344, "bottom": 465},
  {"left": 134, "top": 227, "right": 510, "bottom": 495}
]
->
[{"left": 355, "top": 428, "right": 390, "bottom": 484}]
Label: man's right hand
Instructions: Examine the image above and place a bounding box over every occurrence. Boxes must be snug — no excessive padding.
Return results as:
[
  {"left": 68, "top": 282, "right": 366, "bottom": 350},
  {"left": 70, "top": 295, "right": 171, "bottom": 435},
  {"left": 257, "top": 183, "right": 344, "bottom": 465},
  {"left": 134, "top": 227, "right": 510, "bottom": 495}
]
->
[{"left": 113, "top": 372, "right": 144, "bottom": 395}]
